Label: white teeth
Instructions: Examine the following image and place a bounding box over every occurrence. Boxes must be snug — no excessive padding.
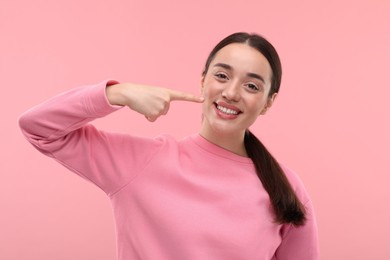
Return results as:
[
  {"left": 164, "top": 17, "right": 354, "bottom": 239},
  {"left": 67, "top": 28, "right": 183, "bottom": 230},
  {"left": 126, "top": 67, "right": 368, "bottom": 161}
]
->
[{"left": 217, "top": 105, "right": 239, "bottom": 115}]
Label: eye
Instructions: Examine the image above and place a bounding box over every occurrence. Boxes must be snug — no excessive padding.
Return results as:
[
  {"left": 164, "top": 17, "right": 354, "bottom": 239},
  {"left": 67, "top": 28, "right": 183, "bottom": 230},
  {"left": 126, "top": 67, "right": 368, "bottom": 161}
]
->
[
  {"left": 245, "top": 83, "right": 260, "bottom": 92},
  {"left": 214, "top": 72, "right": 229, "bottom": 81}
]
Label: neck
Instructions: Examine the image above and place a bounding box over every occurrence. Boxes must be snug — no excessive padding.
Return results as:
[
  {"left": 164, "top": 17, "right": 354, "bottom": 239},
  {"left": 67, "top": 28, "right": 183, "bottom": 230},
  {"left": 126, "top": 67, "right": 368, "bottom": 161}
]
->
[{"left": 199, "top": 127, "right": 248, "bottom": 157}]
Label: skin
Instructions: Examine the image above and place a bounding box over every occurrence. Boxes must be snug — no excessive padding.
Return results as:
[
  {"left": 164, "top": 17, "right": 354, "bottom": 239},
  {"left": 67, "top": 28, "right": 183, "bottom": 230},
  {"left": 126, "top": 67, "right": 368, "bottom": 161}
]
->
[
  {"left": 106, "top": 83, "right": 204, "bottom": 121},
  {"left": 106, "top": 43, "right": 276, "bottom": 157},
  {"left": 200, "top": 43, "right": 277, "bottom": 156}
]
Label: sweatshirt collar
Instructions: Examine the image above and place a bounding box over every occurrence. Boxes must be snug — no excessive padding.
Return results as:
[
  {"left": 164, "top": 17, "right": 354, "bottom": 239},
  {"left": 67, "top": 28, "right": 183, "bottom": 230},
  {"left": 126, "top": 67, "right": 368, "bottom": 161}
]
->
[{"left": 189, "top": 134, "right": 253, "bottom": 164}]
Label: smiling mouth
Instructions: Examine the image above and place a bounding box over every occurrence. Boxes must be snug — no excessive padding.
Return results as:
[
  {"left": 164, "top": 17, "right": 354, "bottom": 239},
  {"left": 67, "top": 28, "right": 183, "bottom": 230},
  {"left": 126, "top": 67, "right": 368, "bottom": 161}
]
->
[{"left": 214, "top": 102, "right": 241, "bottom": 115}]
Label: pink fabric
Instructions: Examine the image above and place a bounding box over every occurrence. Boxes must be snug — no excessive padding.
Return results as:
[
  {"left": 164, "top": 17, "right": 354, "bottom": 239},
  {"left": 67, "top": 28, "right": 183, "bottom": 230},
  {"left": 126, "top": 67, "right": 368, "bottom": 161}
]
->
[{"left": 19, "top": 80, "right": 319, "bottom": 260}]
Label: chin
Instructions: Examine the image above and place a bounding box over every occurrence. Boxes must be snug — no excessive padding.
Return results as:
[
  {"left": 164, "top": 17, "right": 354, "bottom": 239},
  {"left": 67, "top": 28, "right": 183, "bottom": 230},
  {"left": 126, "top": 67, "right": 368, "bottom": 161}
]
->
[{"left": 211, "top": 123, "right": 244, "bottom": 137}]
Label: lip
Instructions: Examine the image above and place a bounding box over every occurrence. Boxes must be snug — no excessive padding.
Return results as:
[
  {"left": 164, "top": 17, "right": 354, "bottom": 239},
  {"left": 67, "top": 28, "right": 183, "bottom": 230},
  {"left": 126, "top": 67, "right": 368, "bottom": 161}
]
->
[
  {"left": 216, "top": 101, "right": 242, "bottom": 112},
  {"left": 213, "top": 101, "right": 242, "bottom": 119}
]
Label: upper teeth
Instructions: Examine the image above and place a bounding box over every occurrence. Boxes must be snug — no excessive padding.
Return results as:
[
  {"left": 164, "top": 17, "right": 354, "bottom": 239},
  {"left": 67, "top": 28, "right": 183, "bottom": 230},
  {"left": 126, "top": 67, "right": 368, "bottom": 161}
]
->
[{"left": 217, "top": 105, "right": 238, "bottom": 115}]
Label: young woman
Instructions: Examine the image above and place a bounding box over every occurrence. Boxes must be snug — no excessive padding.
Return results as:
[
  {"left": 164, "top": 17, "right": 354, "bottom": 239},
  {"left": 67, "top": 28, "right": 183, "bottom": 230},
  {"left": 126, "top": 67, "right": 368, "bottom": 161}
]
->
[{"left": 19, "top": 32, "right": 319, "bottom": 259}]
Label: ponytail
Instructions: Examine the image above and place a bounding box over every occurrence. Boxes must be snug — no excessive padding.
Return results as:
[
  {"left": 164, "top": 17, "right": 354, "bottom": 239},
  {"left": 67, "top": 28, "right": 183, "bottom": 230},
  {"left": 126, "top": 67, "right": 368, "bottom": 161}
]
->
[
  {"left": 203, "top": 32, "right": 305, "bottom": 225},
  {"left": 244, "top": 130, "right": 306, "bottom": 226}
]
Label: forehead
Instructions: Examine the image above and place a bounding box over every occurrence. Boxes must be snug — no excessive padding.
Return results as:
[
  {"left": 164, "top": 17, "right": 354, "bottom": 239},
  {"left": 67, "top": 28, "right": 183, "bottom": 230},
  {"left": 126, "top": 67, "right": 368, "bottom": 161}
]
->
[{"left": 211, "top": 43, "right": 272, "bottom": 82}]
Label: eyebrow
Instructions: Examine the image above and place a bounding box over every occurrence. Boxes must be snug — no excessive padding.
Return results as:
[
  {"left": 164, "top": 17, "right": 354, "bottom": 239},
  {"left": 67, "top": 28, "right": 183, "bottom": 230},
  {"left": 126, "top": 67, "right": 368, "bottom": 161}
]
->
[{"left": 213, "top": 63, "right": 266, "bottom": 84}]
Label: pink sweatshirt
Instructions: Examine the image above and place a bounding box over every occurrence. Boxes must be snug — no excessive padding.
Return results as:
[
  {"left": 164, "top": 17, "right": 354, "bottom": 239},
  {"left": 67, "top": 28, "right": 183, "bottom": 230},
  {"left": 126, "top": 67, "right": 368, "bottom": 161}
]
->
[{"left": 19, "top": 80, "right": 319, "bottom": 260}]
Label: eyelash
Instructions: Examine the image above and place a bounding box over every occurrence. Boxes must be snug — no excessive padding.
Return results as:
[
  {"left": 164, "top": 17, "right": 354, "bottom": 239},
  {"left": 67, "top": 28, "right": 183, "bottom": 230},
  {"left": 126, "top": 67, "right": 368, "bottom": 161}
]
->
[
  {"left": 246, "top": 83, "right": 259, "bottom": 91},
  {"left": 215, "top": 72, "right": 228, "bottom": 80},
  {"left": 214, "top": 72, "right": 261, "bottom": 92}
]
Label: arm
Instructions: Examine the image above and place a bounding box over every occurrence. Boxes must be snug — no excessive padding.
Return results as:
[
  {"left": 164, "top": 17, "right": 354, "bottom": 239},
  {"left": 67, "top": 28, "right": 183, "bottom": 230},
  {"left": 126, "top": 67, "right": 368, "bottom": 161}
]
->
[
  {"left": 19, "top": 80, "right": 204, "bottom": 195},
  {"left": 18, "top": 80, "right": 141, "bottom": 195}
]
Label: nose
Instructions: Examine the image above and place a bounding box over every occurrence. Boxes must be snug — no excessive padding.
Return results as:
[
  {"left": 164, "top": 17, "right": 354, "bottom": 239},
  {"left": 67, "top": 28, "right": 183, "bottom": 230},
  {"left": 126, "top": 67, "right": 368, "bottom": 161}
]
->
[{"left": 222, "top": 81, "right": 241, "bottom": 102}]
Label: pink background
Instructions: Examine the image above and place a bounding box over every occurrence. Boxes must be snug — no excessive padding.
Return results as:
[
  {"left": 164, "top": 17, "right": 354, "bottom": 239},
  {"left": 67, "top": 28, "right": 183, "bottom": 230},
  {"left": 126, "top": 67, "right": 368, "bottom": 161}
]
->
[{"left": 1, "top": 0, "right": 389, "bottom": 259}]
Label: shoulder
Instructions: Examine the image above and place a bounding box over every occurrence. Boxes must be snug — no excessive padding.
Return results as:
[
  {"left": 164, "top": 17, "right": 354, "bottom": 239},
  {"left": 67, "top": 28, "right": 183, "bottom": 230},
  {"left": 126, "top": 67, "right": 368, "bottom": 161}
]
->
[
  {"left": 279, "top": 163, "right": 311, "bottom": 204},
  {"left": 145, "top": 133, "right": 182, "bottom": 154}
]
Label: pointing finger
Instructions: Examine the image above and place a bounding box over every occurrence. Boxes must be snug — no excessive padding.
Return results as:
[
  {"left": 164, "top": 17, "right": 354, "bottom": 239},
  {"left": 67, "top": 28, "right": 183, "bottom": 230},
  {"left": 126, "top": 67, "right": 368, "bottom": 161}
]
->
[{"left": 169, "top": 89, "right": 204, "bottom": 103}]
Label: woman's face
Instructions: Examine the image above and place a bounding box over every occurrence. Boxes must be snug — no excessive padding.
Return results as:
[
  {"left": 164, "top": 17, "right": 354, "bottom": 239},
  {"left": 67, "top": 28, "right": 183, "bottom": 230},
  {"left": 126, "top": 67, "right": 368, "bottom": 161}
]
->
[{"left": 200, "top": 43, "right": 277, "bottom": 138}]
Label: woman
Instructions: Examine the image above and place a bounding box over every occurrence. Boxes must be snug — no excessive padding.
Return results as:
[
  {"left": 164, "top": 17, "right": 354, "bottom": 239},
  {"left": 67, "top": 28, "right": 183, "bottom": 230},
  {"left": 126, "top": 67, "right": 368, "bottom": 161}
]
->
[{"left": 19, "top": 32, "right": 319, "bottom": 259}]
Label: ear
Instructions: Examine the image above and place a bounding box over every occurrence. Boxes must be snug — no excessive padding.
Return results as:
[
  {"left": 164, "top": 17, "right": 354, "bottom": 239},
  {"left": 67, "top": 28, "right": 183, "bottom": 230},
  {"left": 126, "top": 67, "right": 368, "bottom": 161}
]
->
[
  {"left": 200, "top": 76, "right": 205, "bottom": 94},
  {"left": 260, "top": 93, "right": 278, "bottom": 115}
]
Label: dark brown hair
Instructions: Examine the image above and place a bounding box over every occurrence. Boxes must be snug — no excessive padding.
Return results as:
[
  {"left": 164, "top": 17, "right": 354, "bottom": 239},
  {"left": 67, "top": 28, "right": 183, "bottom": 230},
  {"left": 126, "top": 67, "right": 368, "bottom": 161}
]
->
[{"left": 202, "top": 32, "right": 306, "bottom": 226}]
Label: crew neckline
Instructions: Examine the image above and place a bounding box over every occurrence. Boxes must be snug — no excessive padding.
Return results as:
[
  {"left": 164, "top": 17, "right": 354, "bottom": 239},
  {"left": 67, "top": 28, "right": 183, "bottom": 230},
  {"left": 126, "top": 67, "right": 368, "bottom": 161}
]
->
[{"left": 188, "top": 134, "right": 253, "bottom": 164}]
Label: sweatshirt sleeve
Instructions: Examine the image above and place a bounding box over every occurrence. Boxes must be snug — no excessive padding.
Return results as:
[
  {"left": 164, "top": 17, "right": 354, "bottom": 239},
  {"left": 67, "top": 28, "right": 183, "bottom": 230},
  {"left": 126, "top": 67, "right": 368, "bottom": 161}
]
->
[
  {"left": 18, "top": 80, "right": 164, "bottom": 196},
  {"left": 274, "top": 199, "right": 320, "bottom": 259},
  {"left": 273, "top": 166, "right": 320, "bottom": 259}
]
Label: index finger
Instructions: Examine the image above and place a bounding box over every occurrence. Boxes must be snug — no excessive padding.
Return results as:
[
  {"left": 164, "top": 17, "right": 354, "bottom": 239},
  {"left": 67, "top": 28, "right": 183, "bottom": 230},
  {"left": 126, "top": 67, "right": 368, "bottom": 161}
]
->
[{"left": 169, "top": 89, "right": 204, "bottom": 103}]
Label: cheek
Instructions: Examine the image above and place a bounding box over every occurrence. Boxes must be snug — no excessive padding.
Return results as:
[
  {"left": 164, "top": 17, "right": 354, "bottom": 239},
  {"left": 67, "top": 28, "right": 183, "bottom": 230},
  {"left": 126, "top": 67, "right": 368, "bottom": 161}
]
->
[
  {"left": 201, "top": 87, "right": 217, "bottom": 114},
  {"left": 247, "top": 97, "right": 268, "bottom": 115},
  {"left": 201, "top": 84, "right": 215, "bottom": 99},
  {"left": 202, "top": 76, "right": 220, "bottom": 95},
  {"left": 201, "top": 99, "right": 214, "bottom": 119}
]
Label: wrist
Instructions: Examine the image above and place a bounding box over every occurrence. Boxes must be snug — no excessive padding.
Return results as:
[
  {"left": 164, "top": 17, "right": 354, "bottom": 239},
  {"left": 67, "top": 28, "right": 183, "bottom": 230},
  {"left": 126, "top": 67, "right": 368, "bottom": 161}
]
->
[{"left": 106, "top": 83, "right": 127, "bottom": 106}]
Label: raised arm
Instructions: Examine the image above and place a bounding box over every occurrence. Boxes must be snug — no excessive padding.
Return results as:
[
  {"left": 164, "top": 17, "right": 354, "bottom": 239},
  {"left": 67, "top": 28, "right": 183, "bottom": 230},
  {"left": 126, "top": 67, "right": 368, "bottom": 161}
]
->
[
  {"left": 19, "top": 80, "right": 121, "bottom": 149},
  {"left": 18, "top": 80, "right": 203, "bottom": 195}
]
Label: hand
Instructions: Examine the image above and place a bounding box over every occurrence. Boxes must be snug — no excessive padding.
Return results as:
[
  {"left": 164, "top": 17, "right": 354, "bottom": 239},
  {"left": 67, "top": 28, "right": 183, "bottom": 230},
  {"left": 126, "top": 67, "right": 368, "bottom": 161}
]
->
[{"left": 106, "top": 83, "right": 204, "bottom": 122}]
